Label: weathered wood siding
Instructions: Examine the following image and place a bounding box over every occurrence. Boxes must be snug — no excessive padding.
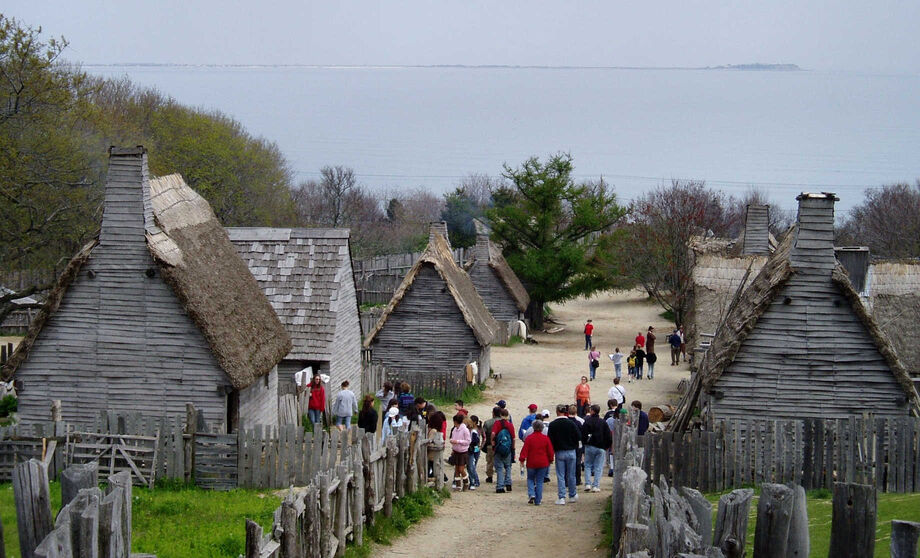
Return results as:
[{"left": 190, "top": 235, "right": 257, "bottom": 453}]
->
[
  {"left": 712, "top": 197, "right": 909, "bottom": 420},
  {"left": 14, "top": 152, "right": 238, "bottom": 428},
  {"left": 741, "top": 205, "right": 770, "bottom": 255},
  {"left": 468, "top": 238, "right": 520, "bottom": 323},
  {"left": 368, "top": 264, "right": 482, "bottom": 380},
  {"left": 240, "top": 366, "right": 278, "bottom": 428},
  {"left": 331, "top": 248, "right": 363, "bottom": 394}
]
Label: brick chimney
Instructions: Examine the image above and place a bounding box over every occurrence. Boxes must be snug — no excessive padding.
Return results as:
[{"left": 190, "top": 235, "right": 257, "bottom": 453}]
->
[
  {"left": 741, "top": 204, "right": 770, "bottom": 255},
  {"left": 791, "top": 192, "right": 839, "bottom": 274},
  {"left": 429, "top": 221, "right": 450, "bottom": 250},
  {"left": 98, "top": 146, "right": 149, "bottom": 264}
]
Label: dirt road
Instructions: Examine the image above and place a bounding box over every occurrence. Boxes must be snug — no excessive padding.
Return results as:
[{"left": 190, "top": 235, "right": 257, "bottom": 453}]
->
[{"left": 372, "top": 290, "right": 690, "bottom": 557}]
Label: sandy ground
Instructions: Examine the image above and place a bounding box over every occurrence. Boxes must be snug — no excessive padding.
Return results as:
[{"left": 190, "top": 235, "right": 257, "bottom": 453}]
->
[{"left": 372, "top": 290, "right": 690, "bottom": 557}]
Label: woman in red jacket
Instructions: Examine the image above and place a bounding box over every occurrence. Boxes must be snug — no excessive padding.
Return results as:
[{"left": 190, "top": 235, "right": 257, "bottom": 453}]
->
[
  {"left": 308, "top": 375, "right": 325, "bottom": 427},
  {"left": 519, "top": 420, "right": 554, "bottom": 505}
]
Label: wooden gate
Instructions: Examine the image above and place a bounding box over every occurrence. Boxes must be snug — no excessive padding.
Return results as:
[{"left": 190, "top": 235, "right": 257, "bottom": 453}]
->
[
  {"left": 194, "top": 432, "right": 238, "bottom": 490},
  {"left": 65, "top": 431, "right": 159, "bottom": 488}
]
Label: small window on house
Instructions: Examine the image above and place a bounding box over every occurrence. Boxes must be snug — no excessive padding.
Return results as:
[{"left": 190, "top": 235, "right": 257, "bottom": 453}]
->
[{"left": 264, "top": 374, "right": 269, "bottom": 388}]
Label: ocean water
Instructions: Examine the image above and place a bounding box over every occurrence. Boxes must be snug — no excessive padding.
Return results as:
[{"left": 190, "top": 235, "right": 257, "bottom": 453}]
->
[{"left": 86, "top": 65, "right": 920, "bottom": 211}]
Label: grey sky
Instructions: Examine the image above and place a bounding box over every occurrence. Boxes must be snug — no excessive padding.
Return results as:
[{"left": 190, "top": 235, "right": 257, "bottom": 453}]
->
[{"left": 4, "top": 1, "right": 919, "bottom": 73}]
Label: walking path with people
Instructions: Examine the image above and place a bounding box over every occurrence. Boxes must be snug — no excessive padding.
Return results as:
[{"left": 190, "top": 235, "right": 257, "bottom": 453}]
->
[{"left": 371, "top": 290, "right": 691, "bottom": 556}]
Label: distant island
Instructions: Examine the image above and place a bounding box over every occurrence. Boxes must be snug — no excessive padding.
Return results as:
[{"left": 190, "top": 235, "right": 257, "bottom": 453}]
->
[{"left": 706, "top": 63, "right": 802, "bottom": 71}]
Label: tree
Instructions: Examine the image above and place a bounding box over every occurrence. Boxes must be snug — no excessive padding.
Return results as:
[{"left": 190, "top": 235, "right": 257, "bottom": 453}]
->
[
  {"left": 723, "top": 187, "right": 795, "bottom": 238},
  {"left": 612, "top": 180, "right": 733, "bottom": 327},
  {"left": 439, "top": 175, "right": 498, "bottom": 248},
  {"left": 488, "top": 154, "right": 628, "bottom": 328},
  {"left": 837, "top": 182, "right": 920, "bottom": 258}
]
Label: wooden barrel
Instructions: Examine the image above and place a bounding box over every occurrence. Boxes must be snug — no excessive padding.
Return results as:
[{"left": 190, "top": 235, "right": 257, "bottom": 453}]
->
[{"left": 648, "top": 404, "right": 676, "bottom": 423}]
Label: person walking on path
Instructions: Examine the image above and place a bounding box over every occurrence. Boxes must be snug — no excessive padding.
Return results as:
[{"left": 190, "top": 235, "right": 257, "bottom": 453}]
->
[
  {"left": 575, "top": 376, "right": 591, "bottom": 417},
  {"left": 357, "top": 394, "right": 378, "bottom": 434},
  {"left": 669, "top": 328, "right": 682, "bottom": 365},
  {"left": 568, "top": 404, "right": 585, "bottom": 486},
  {"left": 609, "top": 347, "right": 625, "bottom": 379},
  {"left": 375, "top": 381, "right": 396, "bottom": 410},
  {"left": 519, "top": 404, "right": 539, "bottom": 440},
  {"left": 634, "top": 344, "right": 646, "bottom": 380},
  {"left": 626, "top": 349, "right": 637, "bottom": 383},
  {"left": 604, "top": 399, "right": 620, "bottom": 476},
  {"left": 607, "top": 377, "right": 626, "bottom": 409},
  {"left": 332, "top": 380, "right": 358, "bottom": 430},
  {"left": 582, "top": 404, "right": 612, "bottom": 492},
  {"left": 491, "top": 409, "right": 516, "bottom": 493},
  {"left": 454, "top": 400, "right": 468, "bottom": 417},
  {"left": 467, "top": 415, "right": 483, "bottom": 490},
  {"left": 519, "top": 420, "right": 554, "bottom": 505},
  {"left": 635, "top": 330, "right": 645, "bottom": 349},
  {"left": 631, "top": 400, "right": 650, "bottom": 436},
  {"left": 495, "top": 399, "right": 513, "bottom": 423},
  {"left": 584, "top": 319, "right": 594, "bottom": 350},
  {"left": 307, "top": 374, "right": 326, "bottom": 427},
  {"left": 449, "top": 414, "right": 471, "bottom": 490},
  {"left": 425, "top": 411, "right": 446, "bottom": 480},
  {"left": 482, "top": 406, "right": 501, "bottom": 483},
  {"left": 588, "top": 346, "right": 602, "bottom": 381},
  {"left": 679, "top": 325, "right": 687, "bottom": 362},
  {"left": 548, "top": 404, "right": 580, "bottom": 505},
  {"left": 645, "top": 326, "right": 657, "bottom": 379}
]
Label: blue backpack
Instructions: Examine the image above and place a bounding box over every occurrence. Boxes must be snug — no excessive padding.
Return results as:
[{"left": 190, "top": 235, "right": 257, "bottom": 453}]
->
[
  {"left": 495, "top": 420, "right": 513, "bottom": 457},
  {"left": 398, "top": 393, "right": 415, "bottom": 416}
]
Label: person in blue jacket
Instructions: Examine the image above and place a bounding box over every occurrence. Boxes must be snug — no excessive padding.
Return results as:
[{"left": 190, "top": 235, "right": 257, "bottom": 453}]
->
[
  {"left": 519, "top": 404, "right": 539, "bottom": 439},
  {"left": 631, "top": 400, "right": 650, "bottom": 436}
]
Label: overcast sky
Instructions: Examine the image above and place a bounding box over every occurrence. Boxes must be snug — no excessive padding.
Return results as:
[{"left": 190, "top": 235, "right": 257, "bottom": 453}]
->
[{"left": 4, "top": 1, "right": 919, "bottom": 73}]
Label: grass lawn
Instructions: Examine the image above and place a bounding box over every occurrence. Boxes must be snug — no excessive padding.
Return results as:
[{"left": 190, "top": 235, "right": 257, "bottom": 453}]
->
[
  {"left": 705, "top": 488, "right": 920, "bottom": 557},
  {"left": 1, "top": 480, "right": 280, "bottom": 558}
]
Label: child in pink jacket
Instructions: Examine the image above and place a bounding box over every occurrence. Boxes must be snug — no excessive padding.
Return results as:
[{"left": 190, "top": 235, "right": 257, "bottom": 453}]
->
[{"left": 449, "top": 413, "right": 471, "bottom": 490}]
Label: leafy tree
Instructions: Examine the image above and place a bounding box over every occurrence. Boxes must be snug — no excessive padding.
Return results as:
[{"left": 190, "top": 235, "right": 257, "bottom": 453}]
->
[
  {"left": 488, "top": 154, "right": 627, "bottom": 328},
  {"left": 440, "top": 174, "right": 498, "bottom": 248},
  {"left": 609, "top": 180, "right": 733, "bottom": 327},
  {"left": 837, "top": 182, "right": 920, "bottom": 258}
]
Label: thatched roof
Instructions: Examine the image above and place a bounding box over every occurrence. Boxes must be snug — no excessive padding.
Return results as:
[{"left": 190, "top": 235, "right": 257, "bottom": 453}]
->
[
  {"left": 1, "top": 240, "right": 97, "bottom": 380},
  {"left": 696, "top": 226, "right": 917, "bottom": 405},
  {"left": 146, "top": 175, "right": 291, "bottom": 390},
  {"left": 485, "top": 243, "right": 530, "bottom": 312},
  {"left": 228, "top": 227, "right": 356, "bottom": 362},
  {"left": 364, "top": 231, "right": 499, "bottom": 347}
]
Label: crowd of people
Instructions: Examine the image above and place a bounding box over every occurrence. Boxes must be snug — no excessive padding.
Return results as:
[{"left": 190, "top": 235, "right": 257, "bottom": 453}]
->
[{"left": 586, "top": 320, "right": 687, "bottom": 383}]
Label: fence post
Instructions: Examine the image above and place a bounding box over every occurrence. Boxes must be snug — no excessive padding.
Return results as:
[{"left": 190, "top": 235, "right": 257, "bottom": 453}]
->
[
  {"left": 679, "top": 487, "right": 713, "bottom": 548},
  {"left": 396, "top": 432, "right": 408, "bottom": 498},
  {"left": 67, "top": 489, "right": 101, "bottom": 558},
  {"left": 335, "top": 464, "right": 348, "bottom": 558},
  {"left": 305, "top": 485, "right": 321, "bottom": 558},
  {"left": 13, "top": 459, "right": 53, "bottom": 558},
  {"left": 787, "top": 483, "right": 810, "bottom": 557},
  {"left": 184, "top": 403, "right": 197, "bottom": 484},
  {"left": 362, "top": 433, "right": 375, "bottom": 527},
  {"left": 407, "top": 429, "right": 419, "bottom": 494},
  {"left": 713, "top": 488, "right": 753, "bottom": 558},
  {"left": 245, "top": 519, "right": 262, "bottom": 558},
  {"left": 280, "top": 496, "right": 301, "bottom": 558},
  {"left": 352, "top": 457, "right": 364, "bottom": 547},
  {"left": 62, "top": 462, "right": 99, "bottom": 509},
  {"left": 107, "top": 470, "right": 132, "bottom": 553},
  {"left": 752, "top": 483, "right": 794, "bottom": 558},
  {"left": 828, "top": 482, "right": 876, "bottom": 558},
  {"left": 891, "top": 520, "right": 920, "bottom": 558},
  {"left": 384, "top": 436, "right": 397, "bottom": 517}
]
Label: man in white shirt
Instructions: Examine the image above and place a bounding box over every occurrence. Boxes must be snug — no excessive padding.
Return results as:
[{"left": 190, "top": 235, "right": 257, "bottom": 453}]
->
[{"left": 607, "top": 377, "right": 626, "bottom": 407}]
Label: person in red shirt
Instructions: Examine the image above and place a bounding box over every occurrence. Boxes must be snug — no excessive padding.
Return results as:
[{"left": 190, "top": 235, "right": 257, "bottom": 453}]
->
[
  {"left": 307, "top": 375, "right": 325, "bottom": 427},
  {"left": 490, "top": 409, "right": 516, "bottom": 493},
  {"left": 519, "top": 420, "right": 554, "bottom": 505},
  {"left": 454, "top": 399, "right": 469, "bottom": 417},
  {"left": 635, "top": 331, "right": 646, "bottom": 349},
  {"left": 584, "top": 319, "right": 594, "bottom": 350}
]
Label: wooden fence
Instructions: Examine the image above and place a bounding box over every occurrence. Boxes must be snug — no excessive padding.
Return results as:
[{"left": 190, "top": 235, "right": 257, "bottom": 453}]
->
[
  {"left": 354, "top": 248, "right": 469, "bottom": 306},
  {"left": 385, "top": 369, "right": 467, "bottom": 401},
  {"left": 244, "top": 422, "right": 441, "bottom": 558},
  {"left": 359, "top": 308, "right": 383, "bottom": 337},
  {"left": 631, "top": 416, "right": 920, "bottom": 494}
]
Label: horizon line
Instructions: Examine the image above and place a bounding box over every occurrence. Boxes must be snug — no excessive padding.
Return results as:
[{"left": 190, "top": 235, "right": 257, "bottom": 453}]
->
[{"left": 81, "top": 62, "right": 806, "bottom": 71}]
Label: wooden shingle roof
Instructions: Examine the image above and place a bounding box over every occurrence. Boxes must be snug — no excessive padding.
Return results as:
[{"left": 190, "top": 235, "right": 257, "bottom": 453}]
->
[{"left": 228, "top": 228, "right": 355, "bottom": 362}]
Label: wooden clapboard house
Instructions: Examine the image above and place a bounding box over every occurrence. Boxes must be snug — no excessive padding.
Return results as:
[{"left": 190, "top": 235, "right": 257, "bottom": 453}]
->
[
  {"left": 228, "top": 228, "right": 362, "bottom": 397},
  {"left": 0, "top": 147, "right": 291, "bottom": 430},
  {"left": 464, "top": 221, "right": 529, "bottom": 340},
  {"left": 686, "top": 193, "right": 918, "bottom": 424},
  {"left": 363, "top": 225, "right": 499, "bottom": 384}
]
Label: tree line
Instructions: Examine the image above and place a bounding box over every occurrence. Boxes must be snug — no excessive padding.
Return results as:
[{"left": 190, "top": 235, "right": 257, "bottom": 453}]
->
[{"left": 2, "top": 14, "right": 917, "bottom": 329}]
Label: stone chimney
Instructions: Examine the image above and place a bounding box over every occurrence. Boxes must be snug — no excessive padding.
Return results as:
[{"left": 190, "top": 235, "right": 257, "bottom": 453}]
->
[
  {"left": 98, "top": 146, "right": 149, "bottom": 263},
  {"left": 791, "top": 192, "right": 839, "bottom": 274},
  {"left": 429, "top": 221, "right": 450, "bottom": 250},
  {"left": 741, "top": 204, "right": 770, "bottom": 255}
]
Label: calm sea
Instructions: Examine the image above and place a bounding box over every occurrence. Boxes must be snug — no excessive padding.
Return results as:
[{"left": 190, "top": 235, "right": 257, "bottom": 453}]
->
[{"left": 86, "top": 65, "right": 920, "bottom": 211}]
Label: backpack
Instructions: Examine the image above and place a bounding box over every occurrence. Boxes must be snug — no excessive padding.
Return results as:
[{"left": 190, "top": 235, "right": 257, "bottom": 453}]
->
[
  {"left": 495, "top": 420, "right": 513, "bottom": 458},
  {"left": 397, "top": 393, "right": 414, "bottom": 415}
]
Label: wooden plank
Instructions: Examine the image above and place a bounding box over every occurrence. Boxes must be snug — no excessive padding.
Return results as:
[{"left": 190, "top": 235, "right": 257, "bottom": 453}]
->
[{"left": 829, "top": 483, "right": 877, "bottom": 558}]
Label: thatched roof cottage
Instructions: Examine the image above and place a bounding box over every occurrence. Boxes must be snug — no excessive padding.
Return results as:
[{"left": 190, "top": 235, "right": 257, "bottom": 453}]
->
[
  {"left": 228, "top": 228, "right": 361, "bottom": 397},
  {"left": 464, "top": 221, "right": 529, "bottom": 341},
  {"left": 679, "top": 193, "right": 918, "bottom": 426},
  {"left": 363, "top": 225, "right": 499, "bottom": 384},
  {"left": 1, "top": 147, "right": 291, "bottom": 430}
]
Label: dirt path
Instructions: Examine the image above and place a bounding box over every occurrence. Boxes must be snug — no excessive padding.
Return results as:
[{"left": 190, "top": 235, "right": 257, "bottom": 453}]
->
[{"left": 372, "top": 290, "right": 690, "bottom": 557}]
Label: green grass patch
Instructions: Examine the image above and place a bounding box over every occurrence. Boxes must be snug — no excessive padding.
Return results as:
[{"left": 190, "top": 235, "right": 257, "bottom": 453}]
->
[
  {"left": 501, "top": 335, "right": 524, "bottom": 347},
  {"left": 599, "top": 498, "right": 613, "bottom": 549},
  {"left": 359, "top": 302, "right": 386, "bottom": 311},
  {"left": 1, "top": 480, "right": 280, "bottom": 558},
  {"left": 658, "top": 309, "right": 675, "bottom": 323},
  {"left": 344, "top": 487, "right": 450, "bottom": 558},
  {"left": 429, "top": 382, "right": 487, "bottom": 410},
  {"left": 704, "top": 488, "right": 920, "bottom": 557}
]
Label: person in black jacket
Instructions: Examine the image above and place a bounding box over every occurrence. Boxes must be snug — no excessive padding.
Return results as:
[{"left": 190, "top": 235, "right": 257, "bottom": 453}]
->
[
  {"left": 582, "top": 404, "right": 612, "bottom": 491},
  {"left": 357, "top": 395, "right": 378, "bottom": 434},
  {"left": 548, "top": 404, "right": 580, "bottom": 504}
]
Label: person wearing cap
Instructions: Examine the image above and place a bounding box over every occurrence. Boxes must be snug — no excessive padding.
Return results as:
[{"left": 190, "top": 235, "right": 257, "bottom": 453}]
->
[
  {"left": 381, "top": 406, "right": 408, "bottom": 443},
  {"left": 519, "top": 404, "right": 539, "bottom": 440},
  {"left": 482, "top": 406, "right": 501, "bottom": 483},
  {"left": 495, "top": 399, "right": 513, "bottom": 424}
]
